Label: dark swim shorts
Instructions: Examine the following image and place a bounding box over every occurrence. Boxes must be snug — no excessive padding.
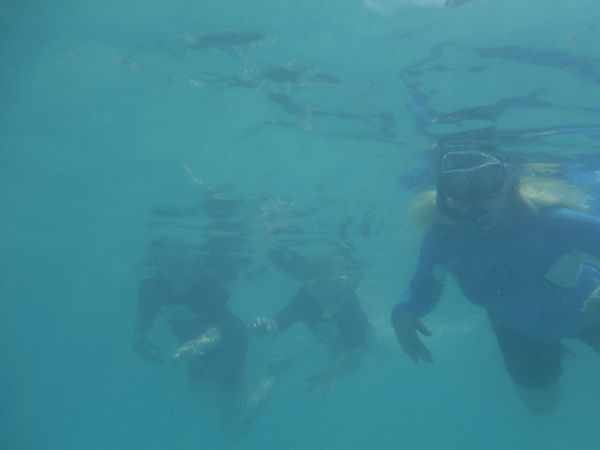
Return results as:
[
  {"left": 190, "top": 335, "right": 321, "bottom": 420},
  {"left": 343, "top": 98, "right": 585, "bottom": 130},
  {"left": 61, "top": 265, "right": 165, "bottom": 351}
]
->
[
  {"left": 490, "top": 318, "right": 600, "bottom": 388},
  {"left": 490, "top": 319, "right": 562, "bottom": 388},
  {"left": 187, "top": 315, "right": 248, "bottom": 390}
]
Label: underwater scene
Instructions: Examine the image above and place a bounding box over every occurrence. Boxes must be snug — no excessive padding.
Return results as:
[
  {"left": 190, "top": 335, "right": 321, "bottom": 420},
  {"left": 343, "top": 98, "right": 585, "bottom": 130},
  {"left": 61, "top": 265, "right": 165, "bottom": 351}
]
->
[{"left": 3, "top": 0, "right": 600, "bottom": 449}]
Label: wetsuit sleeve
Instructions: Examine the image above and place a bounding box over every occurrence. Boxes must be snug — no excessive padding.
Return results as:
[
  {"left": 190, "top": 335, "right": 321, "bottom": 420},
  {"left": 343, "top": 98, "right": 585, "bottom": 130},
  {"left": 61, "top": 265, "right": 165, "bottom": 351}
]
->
[
  {"left": 182, "top": 270, "right": 231, "bottom": 322},
  {"left": 275, "top": 286, "right": 315, "bottom": 332},
  {"left": 546, "top": 208, "right": 600, "bottom": 258},
  {"left": 336, "top": 293, "right": 369, "bottom": 349},
  {"left": 136, "top": 275, "right": 173, "bottom": 335},
  {"left": 391, "top": 226, "right": 444, "bottom": 324}
]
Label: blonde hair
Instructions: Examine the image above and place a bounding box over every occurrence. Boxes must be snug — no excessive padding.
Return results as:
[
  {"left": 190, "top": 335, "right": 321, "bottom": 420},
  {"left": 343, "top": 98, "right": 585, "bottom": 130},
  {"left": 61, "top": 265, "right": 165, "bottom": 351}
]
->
[
  {"left": 407, "top": 162, "right": 588, "bottom": 227},
  {"left": 406, "top": 190, "right": 439, "bottom": 227}
]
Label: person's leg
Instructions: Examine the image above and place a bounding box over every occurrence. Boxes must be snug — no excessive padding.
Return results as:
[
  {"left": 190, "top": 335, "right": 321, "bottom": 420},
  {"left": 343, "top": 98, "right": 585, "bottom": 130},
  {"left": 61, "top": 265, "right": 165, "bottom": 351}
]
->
[
  {"left": 489, "top": 318, "right": 562, "bottom": 415},
  {"left": 212, "top": 316, "right": 250, "bottom": 440},
  {"left": 213, "top": 315, "right": 292, "bottom": 438},
  {"left": 215, "top": 383, "right": 248, "bottom": 441},
  {"left": 579, "top": 322, "right": 600, "bottom": 354},
  {"left": 186, "top": 356, "right": 212, "bottom": 405},
  {"left": 514, "top": 381, "right": 561, "bottom": 416}
]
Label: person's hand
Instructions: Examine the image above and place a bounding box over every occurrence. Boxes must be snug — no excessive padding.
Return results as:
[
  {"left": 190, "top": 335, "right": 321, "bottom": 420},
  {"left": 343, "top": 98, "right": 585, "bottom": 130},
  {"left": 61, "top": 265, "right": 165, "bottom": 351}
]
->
[
  {"left": 251, "top": 317, "right": 279, "bottom": 337},
  {"left": 582, "top": 286, "right": 600, "bottom": 318},
  {"left": 171, "top": 327, "right": 222, "bottom": 361},
  {"left": 393, "top": 311, "right": 433, "bottom": 363},
  {"left": 133, "top": 335, "right": 164, "bottom": 364}
]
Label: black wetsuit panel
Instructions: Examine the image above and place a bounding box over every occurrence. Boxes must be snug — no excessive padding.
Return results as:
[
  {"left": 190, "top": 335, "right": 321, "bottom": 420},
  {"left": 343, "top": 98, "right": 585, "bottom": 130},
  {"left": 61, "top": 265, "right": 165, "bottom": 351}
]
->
[
  {"left": 275, "top": 284, "right": 369, "bottom": 354},
  {"left": 138, "top": 271, "right": 247, "bottom": 387}
]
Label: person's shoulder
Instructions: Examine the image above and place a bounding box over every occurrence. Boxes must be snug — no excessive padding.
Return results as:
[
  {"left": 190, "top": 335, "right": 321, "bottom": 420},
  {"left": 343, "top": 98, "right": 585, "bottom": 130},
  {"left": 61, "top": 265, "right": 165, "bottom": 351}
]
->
[
  {"left": 412, "top": 222, "right": 451, "bottom": 258},
  {"left": 138, "top": 274, "right": 173, "bottom": 300},
  {"left": 543, "top": 206, "right": 593, "bottom": 222},
  {"left": 186, "top": 269, "right": 229, "bottom": 299},
  {"left": 537, "top": 206, "right": 600, "bottom": 230},
  {"left": 298, "top": 280, "right": 320, "bottom": 300},
  {"left": 194, "top": 269, "right": 225, "bottom": 285},
  {"left": 425, "top": 219, "right": 455, "bottom": 241},
  {"left": 139, "top": 273, "right": 169, "bottom": 288}
]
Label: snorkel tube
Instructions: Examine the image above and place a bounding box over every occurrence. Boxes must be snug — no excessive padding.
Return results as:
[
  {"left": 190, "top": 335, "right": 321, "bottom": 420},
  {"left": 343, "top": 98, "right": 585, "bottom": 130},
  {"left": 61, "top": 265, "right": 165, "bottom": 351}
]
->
[
  {"left": 435, "top": 177, "right": 492, "bottom": 226},
  {"left": 436, "top": 191, "right": 491, "bottom": 226}
]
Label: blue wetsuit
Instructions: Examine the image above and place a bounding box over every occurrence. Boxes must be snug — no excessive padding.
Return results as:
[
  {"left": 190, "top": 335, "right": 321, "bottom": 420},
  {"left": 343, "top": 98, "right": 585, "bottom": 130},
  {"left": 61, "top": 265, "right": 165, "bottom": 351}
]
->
[{"left": 392, "top": 206, "right": 600, "bottom": 341}]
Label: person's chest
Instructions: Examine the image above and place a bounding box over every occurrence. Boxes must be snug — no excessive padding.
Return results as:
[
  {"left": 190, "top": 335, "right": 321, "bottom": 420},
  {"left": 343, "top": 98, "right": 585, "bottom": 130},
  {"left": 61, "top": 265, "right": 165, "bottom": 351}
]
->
[
  {"left": 160, "top": 291, "right": 225, "bottom": 325},
  {"left": 441, "top": 222, "right": 567, "bottom": 295}
]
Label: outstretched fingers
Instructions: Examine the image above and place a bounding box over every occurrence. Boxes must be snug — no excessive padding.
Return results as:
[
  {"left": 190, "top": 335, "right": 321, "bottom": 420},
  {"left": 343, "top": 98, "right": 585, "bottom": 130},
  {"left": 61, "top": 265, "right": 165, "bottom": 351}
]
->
[
  {"left": 405, "top": 333, "right": 432, "bottom": 363},
  {"left": 394, "top": 313, "right": 433, "bottom": 363},
  {"left": 415, "top": 319, "right": 433, "bottom": 337}
]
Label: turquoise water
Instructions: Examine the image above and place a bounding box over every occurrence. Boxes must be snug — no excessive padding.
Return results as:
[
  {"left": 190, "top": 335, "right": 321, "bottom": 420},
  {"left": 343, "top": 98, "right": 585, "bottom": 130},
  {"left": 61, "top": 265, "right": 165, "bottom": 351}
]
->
[{"left": 2, "top": 0, "right": 600, "bottom": 449}]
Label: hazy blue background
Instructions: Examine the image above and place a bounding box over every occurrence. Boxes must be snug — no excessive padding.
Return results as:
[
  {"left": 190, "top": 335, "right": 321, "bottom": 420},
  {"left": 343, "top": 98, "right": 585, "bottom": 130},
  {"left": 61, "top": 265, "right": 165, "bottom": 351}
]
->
[{"left": 2, "top": 1, "right": 600, "bottom": 449}]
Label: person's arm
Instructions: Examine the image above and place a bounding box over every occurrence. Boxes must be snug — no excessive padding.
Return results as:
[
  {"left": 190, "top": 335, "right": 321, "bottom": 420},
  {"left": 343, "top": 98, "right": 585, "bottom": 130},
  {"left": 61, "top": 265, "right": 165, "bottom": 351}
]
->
[
  {"left": 135, "top": 276, "right": 170, "bottom": 335},
  {"left": 305, "top": 291, "right": 371, "bottom": 396},
  {"left": 545, "top": 209, "right": 600, "bottom": 316},
  {"left": 275, "top": 286, "right": 315, "bottom": 332},
  {"left": 391, "top": 226, "right": 445, "bottom": 362},
  {"left": 391, "top": 227, "right": 445, "bottom": 320},
  {"left": 133, "top": 275, "right": 172, "bottom": 363},
  {"left": 546, "top": 208, "right": 600, "bottom": 259},
  {"left": 336, "top": 293, "right": 370, "bottom": 349},
  {"left": 305, "top": 347, "right": 365, "bottom": 397},
  {"left": 171, "top": 327, "right": 222, "bottom": 361},
  {"left": 251, "top": 286, "right": 312, "bottom": 337}
]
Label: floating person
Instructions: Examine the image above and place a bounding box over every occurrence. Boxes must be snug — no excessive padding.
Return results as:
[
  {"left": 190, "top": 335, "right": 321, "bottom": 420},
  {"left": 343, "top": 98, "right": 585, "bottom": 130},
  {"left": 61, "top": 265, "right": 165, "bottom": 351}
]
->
[
  {"left": 133, "top": 244, "right": 275, "bottom": 438},
  {"left": 392, "top": 149, "right": 600, "bottom": 414},
  {"left": 252, "top": 251, "right": 372, "bottom": 396}
]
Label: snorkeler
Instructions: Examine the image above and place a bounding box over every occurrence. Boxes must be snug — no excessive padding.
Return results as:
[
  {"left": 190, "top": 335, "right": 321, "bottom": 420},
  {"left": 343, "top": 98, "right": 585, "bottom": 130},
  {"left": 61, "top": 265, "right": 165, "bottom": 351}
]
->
[
  {"left": 133, "top": 245, "right": 273, "bottom": 438},
  {"left": 392, "top": 149, "right": 600, "bottom": 414},
  {"left": 252, "top": 250, "right": 372, "bottom": 396}
]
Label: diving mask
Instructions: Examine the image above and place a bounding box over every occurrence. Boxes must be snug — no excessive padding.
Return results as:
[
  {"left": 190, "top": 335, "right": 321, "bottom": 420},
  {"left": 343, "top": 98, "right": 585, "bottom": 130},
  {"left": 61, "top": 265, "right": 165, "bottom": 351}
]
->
[{"left": 437, "top": 151, "right": 507, "bottom": 202}]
